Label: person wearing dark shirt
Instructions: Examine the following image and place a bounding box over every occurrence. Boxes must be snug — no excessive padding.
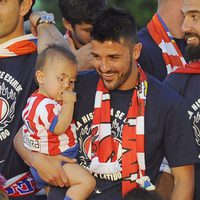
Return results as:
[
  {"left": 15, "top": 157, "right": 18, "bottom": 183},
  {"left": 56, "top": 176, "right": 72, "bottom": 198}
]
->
[
  {"left": 164, "top": 1, "right": 200, "bottom": 199},
  {"left": 0, "top": 0, "right": 40, "bottom": 199},
  {"left": 137, "top": 0, "right": 187, "bottom": 81}
]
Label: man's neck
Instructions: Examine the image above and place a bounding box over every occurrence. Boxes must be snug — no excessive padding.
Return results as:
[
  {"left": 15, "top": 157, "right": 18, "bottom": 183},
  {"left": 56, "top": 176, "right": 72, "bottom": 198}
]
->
[
  {"left": 72, "top": 37, "right": 84, "bottom": 50},
  {"left": 0, "top": 33, "right": 25, "bottom": 45},
  {"left": 158, "top": 7, "right": 184, "bottom": 39},
  {"left": 0, "top": 21, "right": 25, "bottom": 45}
]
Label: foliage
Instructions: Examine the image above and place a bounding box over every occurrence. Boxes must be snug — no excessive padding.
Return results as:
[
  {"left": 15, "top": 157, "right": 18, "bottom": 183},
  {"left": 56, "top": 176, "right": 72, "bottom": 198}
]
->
[
  {"left": 109, "top": 0, "right": 157, "bottom": 28},
  {"left": 35, "top": 0, "right": 157, "bottom": 33}
]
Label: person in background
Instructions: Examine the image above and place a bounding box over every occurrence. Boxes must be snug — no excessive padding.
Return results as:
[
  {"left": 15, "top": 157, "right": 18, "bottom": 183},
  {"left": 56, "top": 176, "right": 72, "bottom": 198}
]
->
[
  {"left": 14, "top": 7, "right": 197, "bottom": 200},
  {"left": 137, "top": 1, "right": 188, "bottom": 198},
  {"left": 138, "top": 0, "right": 187, "bottom": 81},
  {"left": 58, "top": 0, "right": 107, "bottom": 71},
  {"left": 164, "top": 0, "right": 200, "bottom": 200},
  {"left": 0, "top": 0, "right": 41, "bottom": 199}
]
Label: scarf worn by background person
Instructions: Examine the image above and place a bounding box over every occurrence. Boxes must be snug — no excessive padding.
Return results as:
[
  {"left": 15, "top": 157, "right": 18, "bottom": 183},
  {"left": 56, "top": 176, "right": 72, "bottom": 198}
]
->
[
  {"left": 89, "top": 67, "right": 155, "bottom": 196},
  {"left": 0, "top": 34, "right": 37, "bottom": 58},
  {"left": 173, "top": 61, "right": 200, "bottom": 74},
  {"left": 147, "top": 13, "right": 186, "bottom": 74},
  {"left": 0, "top": 34, "right": 38, "bottom": 197}
]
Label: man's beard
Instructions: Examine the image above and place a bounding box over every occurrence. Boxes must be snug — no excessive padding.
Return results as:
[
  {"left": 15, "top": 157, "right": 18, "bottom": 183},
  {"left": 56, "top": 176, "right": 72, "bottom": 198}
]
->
[
  {"left": 185, "top": 33, "right": 200, "bottom": 62},
  {"left": 185, "top": 45, "right": 200, "bottom": 62}
]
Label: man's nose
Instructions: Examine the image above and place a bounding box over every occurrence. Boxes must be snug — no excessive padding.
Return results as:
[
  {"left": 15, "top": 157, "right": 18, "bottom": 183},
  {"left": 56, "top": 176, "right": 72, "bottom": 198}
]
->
[
  {"left": 181, "top": 17, "right": 191, "bottom": 33},
  {"left": 99, "top": 59, "right": 111, "bottom": 73}
]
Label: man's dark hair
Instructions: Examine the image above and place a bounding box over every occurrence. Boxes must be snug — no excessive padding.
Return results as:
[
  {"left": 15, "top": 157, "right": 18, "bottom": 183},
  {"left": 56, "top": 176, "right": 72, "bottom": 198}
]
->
[
  {"left": 123, "top": 188, "right": 163, "bottom": 200},
  {"left": 58, "top": 0, "right": 107, "bottom": 27},
  {"left": 91, "top": 7, "right": 138, "bottom": 44},
  {"left": 35, "top": 45, "right": 77, "bottom": 72},
  {"left": 19, "top": 0, "right": 36, "bottom": 21}
]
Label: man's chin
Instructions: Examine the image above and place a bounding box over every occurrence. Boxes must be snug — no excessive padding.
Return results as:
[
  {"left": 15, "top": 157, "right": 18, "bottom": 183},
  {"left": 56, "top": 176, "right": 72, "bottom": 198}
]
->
[
  {"left": 186, "top": 44, "right": 200, "bottom": 62},
  {"left": 102, "top": 80, "right": 117, "bottom": 91}
]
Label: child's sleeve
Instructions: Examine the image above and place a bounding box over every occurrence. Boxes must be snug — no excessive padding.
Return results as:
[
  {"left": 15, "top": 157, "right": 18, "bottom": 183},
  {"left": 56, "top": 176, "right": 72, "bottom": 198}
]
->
[{"left": 37, "top": 100, "right": 60, "bottom": 132}]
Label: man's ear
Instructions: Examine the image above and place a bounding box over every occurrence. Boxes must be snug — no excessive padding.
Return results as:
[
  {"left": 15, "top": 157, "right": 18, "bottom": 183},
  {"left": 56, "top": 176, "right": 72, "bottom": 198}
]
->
[
  {"left": 35, "top": 70, "right": 44, "bottom": 85},
  {"left": 132, "top": 43, "right": 142, "bottom": 60},
  {"left": 63, "top": 18, "right": 73, "bottom": 32},
  {"left": 19, "top": 0, "right": 33, "bottom": 17}
]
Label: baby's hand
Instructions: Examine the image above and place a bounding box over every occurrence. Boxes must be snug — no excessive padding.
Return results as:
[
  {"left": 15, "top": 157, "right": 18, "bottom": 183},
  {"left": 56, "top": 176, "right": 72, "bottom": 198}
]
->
[{"left": 62, "top": 90, "right": 76, "bottom": 104}]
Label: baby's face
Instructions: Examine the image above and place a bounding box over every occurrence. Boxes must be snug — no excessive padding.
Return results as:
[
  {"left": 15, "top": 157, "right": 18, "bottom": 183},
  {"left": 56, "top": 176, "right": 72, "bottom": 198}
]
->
[
  {"left": 56, "top": 72, "right": 76, "bottom": 101},
  {"left": 41, "top": 58, "right": 77, "bottom": 101}
]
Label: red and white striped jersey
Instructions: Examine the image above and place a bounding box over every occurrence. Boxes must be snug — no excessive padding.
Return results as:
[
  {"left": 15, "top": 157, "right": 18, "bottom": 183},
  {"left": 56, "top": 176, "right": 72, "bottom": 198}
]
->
[{"left": 22, "top": 92, "right": 77, "bottom": 156}]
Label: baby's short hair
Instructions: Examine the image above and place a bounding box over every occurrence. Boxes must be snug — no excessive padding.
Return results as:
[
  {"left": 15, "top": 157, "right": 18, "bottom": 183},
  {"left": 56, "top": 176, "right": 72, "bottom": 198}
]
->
[{"left": 35, "top": 44, "right": 77, "bottom": 71}]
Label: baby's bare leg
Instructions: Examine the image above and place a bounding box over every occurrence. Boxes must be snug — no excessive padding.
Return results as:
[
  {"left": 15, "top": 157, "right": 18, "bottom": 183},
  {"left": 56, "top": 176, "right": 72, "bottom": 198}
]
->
[{"left": 63, "top": 163, "right": 96, "bottom": 200}]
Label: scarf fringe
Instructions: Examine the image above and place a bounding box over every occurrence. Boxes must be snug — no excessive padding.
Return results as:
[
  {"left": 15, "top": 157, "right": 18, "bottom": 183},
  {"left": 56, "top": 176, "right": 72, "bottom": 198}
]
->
[
  {"left": 89, "top": 157, "right": 122, "bottom": 174},
  {"left": 136, "top": 176, "right": 155, "bottom": 191}
]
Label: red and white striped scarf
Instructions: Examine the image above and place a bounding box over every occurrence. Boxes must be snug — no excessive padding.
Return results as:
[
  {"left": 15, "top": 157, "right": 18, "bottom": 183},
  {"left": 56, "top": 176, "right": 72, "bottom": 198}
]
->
[
  {"left": 0, "top": 34, "right": 37, "bottom": 58},
  {"left": 147, "top": 13, "right": 186, "bottom": 74},
  {"left": 89, "top": 67, "right": 154, "bottom": 196},
  {"left": 173, "top": 60, "right": 200, "bottom": 74}
]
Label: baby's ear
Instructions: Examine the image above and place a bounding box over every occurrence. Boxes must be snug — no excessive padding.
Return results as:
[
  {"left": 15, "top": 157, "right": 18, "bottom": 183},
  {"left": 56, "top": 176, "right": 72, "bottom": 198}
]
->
[{"left": 35, "top": 70, "right": 44, "bottom": 84}]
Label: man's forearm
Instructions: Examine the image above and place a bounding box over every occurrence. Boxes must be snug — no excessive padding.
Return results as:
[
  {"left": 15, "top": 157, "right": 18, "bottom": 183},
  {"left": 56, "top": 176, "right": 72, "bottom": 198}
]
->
[
  {"left": 37, "top": 23, "right": 69, "bottom": 53},
  {"left": 13, "top": 128, "right": 35, "bottom": 166},
  {"left": 171, "top": 181, "right": 194, "bottom": 200},
  {"left": 29, "top": 11, "right": 69, "bottom": 54},
  {"left": 170, "top": 165, "right": 194, "bottom": 200}
]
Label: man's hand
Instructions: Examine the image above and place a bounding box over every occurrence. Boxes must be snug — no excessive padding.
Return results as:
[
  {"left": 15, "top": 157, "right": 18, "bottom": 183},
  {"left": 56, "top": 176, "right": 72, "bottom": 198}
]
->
[
  {"left": 32, "top": 153, "right": 76, "bottom": 187},
  {"left": 29, "top": 11, "right": 52, "bottom": 36},
  {"left": 14, "top": 128, "right": 76, "bottom": 188},
  {"left": 29, "top": 11, "right": 69, "bottom": 53},
  {"left": 68, "top": 37, "right": 94, "bottom": 71}
]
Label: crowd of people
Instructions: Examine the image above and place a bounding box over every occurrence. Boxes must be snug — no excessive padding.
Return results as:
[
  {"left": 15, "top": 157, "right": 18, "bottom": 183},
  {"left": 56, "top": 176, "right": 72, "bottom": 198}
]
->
[{"left": 0, "top": 0, "right": 200, "bottom": 200}]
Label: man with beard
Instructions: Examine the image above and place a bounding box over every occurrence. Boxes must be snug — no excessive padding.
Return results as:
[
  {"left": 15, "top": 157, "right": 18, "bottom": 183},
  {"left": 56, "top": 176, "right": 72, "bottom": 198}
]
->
[
  {"left": 164, "top": 1, "right": 200, "bottom": 200},
  {"left": 15, "top": 7, "right": 198, "bottom": 200}
]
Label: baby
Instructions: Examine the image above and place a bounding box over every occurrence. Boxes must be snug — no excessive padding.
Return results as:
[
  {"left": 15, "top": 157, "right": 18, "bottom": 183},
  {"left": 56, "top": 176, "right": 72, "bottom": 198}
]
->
[{"left": 22, "top": 45, "right": 95, "bottom": 200}]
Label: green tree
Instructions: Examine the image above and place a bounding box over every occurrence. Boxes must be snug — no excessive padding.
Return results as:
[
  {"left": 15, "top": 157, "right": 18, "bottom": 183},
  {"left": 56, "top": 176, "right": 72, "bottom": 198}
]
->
[
  {"left": 35, "top": 0, "right": 157, "bottom": 32},
  {"left": 109, "top": 0, "right": 157, "bottom": 28}
]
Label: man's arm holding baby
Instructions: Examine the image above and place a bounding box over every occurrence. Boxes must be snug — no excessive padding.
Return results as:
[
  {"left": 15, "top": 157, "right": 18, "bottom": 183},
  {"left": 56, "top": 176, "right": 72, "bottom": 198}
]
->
[{"left": 14, "top": 128, "right": 76, "bottom": 187}]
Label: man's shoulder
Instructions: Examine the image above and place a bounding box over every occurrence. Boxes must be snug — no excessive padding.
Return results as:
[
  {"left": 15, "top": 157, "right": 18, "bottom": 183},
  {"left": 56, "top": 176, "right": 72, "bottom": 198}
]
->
[
  {"left": 76, "top": 70, "right": 99, "bottom": 92},
  {"left": 138, "top": 27, "right": 154, "bottom": 45},
  {"left": 138, "top": 27, "right": 149, "bottom": 38},
  {"left": 147, "top": 75, "right": 185, "bottom": 104},
  {"left": 77, "top": 70, "right": 98, "bottom": 82},
  {"left": 164, "top": 73, "right": 190, "bottom": 93}
]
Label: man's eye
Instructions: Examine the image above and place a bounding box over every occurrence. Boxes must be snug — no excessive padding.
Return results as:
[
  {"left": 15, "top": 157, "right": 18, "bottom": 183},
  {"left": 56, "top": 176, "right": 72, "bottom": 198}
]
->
[
  {"left": 92, "top": 54, "right": 101, "bottom": 60},
  {"left": 192, "top": 14, "right": 200, "bottom": 20},
  {"left": 110, "top": 55, "right": 119, "bottom": 60}
]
